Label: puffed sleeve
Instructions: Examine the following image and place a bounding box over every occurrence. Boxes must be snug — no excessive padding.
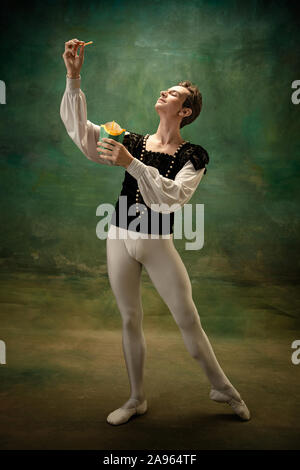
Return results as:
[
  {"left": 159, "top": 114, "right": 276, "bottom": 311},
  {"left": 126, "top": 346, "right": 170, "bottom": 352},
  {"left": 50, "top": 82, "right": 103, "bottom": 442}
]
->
[
  {"left": 122, "top": 130, "right": 142, "bottom": 156},
  {"left": 186, "top": 144, "right": 209, "bottom": 174},
  {"left": 60, "top": 76, "right": 113, "bottom": 165},
  {"left": 126, "top": 158, "right": 206, "bottom": 213},
  {"left": 122, "top": 131, "right": 134, "bottom": 153}
]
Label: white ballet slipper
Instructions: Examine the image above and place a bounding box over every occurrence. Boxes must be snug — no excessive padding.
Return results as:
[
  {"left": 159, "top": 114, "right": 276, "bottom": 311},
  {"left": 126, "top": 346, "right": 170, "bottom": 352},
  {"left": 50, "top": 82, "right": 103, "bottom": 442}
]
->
[
  {"left": 107, "top": 399, "right": 148, "bottom": 425},
  {"left": 209, "top": 388, "right": 251, "bottom": 421}
]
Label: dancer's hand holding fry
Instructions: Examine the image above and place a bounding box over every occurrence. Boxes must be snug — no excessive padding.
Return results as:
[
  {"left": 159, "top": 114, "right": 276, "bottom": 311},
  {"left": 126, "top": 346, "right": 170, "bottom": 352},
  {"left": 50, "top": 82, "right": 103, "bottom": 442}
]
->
[{"left": 62, "top": 38, "right": 86, "bottom": 79}]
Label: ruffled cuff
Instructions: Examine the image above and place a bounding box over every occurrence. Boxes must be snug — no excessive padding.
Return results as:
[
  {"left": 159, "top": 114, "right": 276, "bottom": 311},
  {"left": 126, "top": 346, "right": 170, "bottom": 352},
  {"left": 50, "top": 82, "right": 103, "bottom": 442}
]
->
[
  {"left": 66, "top": 75, "right": 81, "bottom": 93},
  {"left": 126, "top": 158, "right": 147, "bottom": 179}
]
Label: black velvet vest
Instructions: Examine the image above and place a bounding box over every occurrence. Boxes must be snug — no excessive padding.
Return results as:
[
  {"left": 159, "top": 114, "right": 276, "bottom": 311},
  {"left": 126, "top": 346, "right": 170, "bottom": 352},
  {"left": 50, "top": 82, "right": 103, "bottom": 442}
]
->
[{"left": 110, "top": 132, "right": 209, "bottom": 234}]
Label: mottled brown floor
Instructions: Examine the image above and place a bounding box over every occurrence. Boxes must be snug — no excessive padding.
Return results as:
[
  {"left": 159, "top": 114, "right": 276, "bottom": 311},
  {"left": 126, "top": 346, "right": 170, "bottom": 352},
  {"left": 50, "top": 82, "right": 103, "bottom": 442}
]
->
[{"left": 0, "top": 272, "right": 300, "bottom": 450}]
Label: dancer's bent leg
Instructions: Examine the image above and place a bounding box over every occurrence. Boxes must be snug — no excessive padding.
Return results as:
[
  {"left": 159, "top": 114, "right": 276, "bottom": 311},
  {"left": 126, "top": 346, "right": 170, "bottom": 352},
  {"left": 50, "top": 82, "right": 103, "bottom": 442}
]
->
[
  {"left": 106, "top": 233, "right": 146, "bottom": 409},
  {"left": 135, "top": 236, "right": 238, "bottom": 396}
]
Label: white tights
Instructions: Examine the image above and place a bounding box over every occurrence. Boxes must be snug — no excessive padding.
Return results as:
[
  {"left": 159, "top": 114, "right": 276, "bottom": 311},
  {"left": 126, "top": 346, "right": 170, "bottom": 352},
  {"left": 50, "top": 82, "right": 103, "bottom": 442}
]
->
[{"left": 106, "top": 225, "right": 239, "bottom": 410}]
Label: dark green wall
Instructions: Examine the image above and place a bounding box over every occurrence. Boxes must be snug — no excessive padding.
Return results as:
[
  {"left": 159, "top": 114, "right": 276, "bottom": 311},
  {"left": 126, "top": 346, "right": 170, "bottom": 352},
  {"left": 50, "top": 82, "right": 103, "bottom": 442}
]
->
[{"left": 0, "top": 0, "right": 299, "bottom": 283}]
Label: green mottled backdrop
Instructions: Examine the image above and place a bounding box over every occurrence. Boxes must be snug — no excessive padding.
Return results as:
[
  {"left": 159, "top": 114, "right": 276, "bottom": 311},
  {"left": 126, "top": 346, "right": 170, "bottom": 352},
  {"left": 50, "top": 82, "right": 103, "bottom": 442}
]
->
[
  {"left": 0, "top": 0, "right": 300, "bottom": 451},
  {"left": 0, "top": 0, "right": 298, "bottom": 283}
]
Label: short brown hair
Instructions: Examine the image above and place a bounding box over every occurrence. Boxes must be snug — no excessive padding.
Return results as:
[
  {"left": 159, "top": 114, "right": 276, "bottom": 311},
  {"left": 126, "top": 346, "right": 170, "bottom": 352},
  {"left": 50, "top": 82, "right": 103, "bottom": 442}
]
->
[{"left": 177, "top": 80, "right": 202, "bottom": 129}]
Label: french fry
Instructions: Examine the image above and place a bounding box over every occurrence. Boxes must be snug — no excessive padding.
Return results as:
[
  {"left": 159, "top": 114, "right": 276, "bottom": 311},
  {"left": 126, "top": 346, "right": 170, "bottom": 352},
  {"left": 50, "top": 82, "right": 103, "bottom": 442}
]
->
[{"left": 83, "top": 41, "right": 93, "bottom": 46}]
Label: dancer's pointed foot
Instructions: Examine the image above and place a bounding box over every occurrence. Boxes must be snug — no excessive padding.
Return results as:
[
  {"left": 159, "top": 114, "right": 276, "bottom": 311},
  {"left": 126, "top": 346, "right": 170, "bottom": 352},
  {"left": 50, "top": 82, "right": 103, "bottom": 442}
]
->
[
  {"left": 107, "top": 397, "right": 148, "bottom": 425},
  {"left": 209, "top": 385, "right": 251, "bottom": 421}
]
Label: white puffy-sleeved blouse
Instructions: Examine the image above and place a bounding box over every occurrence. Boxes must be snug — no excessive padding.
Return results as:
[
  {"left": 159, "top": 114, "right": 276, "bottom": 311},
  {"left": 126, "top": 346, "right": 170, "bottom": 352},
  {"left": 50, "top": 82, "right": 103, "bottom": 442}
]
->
[{"left": 60, "top": 76, "right": 209, "bottom": 234}]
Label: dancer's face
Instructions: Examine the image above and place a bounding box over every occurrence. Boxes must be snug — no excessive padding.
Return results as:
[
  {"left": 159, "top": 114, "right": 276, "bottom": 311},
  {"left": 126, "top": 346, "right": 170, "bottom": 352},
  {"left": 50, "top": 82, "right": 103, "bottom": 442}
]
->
[{"left": 155, "top": 86, "right": 192, "bottom": 122}]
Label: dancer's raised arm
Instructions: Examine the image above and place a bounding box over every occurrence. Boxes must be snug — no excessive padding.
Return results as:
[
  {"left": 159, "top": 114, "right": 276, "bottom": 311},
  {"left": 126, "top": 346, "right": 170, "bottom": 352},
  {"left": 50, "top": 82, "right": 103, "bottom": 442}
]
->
[{"left": 60, "top": 38, "right": 109, "bottom": 164}]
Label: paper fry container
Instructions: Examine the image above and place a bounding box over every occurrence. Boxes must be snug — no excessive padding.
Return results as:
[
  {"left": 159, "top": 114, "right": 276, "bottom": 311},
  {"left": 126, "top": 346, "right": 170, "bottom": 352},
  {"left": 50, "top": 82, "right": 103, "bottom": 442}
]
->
[{"left": 99, "top": 121, "right": 126, "bottom": 149}]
